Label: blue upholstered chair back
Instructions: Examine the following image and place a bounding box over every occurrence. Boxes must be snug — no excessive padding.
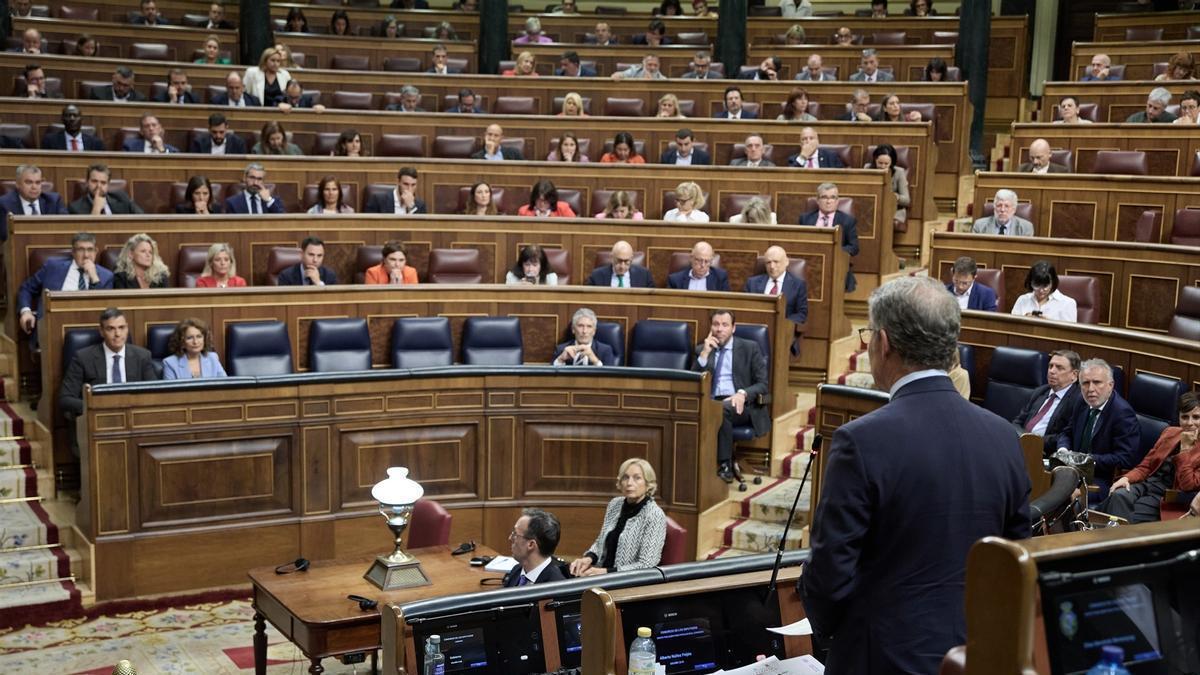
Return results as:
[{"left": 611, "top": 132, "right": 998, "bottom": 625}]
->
[
  {"left": 146, "top": 323, "right": 177, "bottom": 378},
  {"left": 1129, "top": 372, "right": 1185, "bottom": 455},
  {"left": 981, "top": 346, "right": 1047, "bottom": 421},
  {"left": 734, "top": 323, "right": 771, "bottom": 372},
  {"left": 391, "top": 317, "right": 454, "bottom": 368},
  {"left": 308, "top": 318, "right": 372, "bottom": 372},
  {"left": 225, "top": 321, "right": 294, "bottom": 376},
  {"left": 628, "top": 320, "right": 692, "bottom": 370},
  {"left": 594, "top": 321, "right": 625, "bottom": 366},
  {"left": 62, "top": 328, "right": 102, "bottom": 375},
  {"left": 461, "top": 316, "right": 524, "bottom": 365}
]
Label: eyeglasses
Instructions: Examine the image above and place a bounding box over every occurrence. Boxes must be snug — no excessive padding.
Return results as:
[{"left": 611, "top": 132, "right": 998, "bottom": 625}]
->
[
  {"left": 613, "top": 257, "right": 633, "bottom": 265},
  {"left": 509, "top": 529, "right": 532, "bottom": 540},
  {"left": 858, "top": 327, "right": 874, "bottom": 343}
]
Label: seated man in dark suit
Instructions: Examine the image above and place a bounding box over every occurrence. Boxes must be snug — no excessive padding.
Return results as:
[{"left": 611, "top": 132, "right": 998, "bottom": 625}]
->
[
  {"left": 1012, "top": 349, "right": 1083, "bottom": 455},
  {"left": 659, "top": 128, "right": 711, "bottom": 166},
  {"left": 21, "top": 63, "right": 61, "bottom": 98},
  {"left": 11, "top": 28, "right": 43, "bottom": 55},
  {"left": 278, "top": 80, "right": 326, "bottom": 113},
  {"left": 668, "top": 241, "right": 730, "bottom": 291},
  {"left": 946, "top": 256, "right": 998, "bottom": 311},
  {"left": 19, "top": 232, "right": 114, "bottom": 339},
  {"left": 206, "top": 2, "right": 235, "bottom": 29},
  {"left": 1017, "top": 138, "right": 1069, "bottom": 174},
  {"left": 385, "top": 84, "right": 426, "bottom": 113},
  {"left": 68, "top": 164, "right": 145, "bottom": 215},
  {"left": 694, "top": 309, "right": 769, "bottom": 482},
  {"left": 42, "top": 105, "right": 105, "bottom": 151},
  {"left": 1054, "top": 358, "right": 1142, "bottom": 498},
  {"left": 586, "top": 240, "right": 654, "bottom": 288},
  {"left": 88, "top": 66, "right": 147, "bottom": 103},
  {"left": 713, "top": 85, "right": 758, "bottom": 120},
  {"left": 121, "top": 113, "right": 179, "bottom": 153},
  {"left": 277, "top": 236, "right": 337, "bottom": 286},
  {"left": 503, "top": 508, "right": 566, "bottom": 587},
  {"left": 682, "top": 51, "right": 720, "bottom": 79},
  {"left": 427, "top": 44, "right": 461, "bottom": 74},
  {"left": 223, "top": 162, "right": 285, "bottom": 214},
  {"left": 731, "top": 134, "right": 775, "bottom": 167},
  {"left": 849, "top": 48, "right": 894, "bottom": 82},
  {"left": 837, "top": 88, "right": 873, "bottom": 122},
  {"left": 738, "top": 56, "right": 781, "bottom": 81},
  {"left": 744, "top": 246, "right": 808, "bottom": 355},
  {"left": 799, "top": 182, "right": 859, "bottom": 291},
  {"left": 130, "top": 0, "right": 169, "bottom": 24},
  {"left": 151, "top": 68, "right": 197, "bottom": 104},
  {"left": 59, "top": 307, "right": 157, "bottom": 454},
  {"left": 786, "top": 127, "right": 845, "bottom": 168},
  {"left": 188, "top": 112, "right": 246, "bottom": 154},
  {"left": 211, "top": 72, "right": 261, "bottom": 107},
  {"left": 471, "top": 124, "right": 524, "bottom": 160},
  {"left": 553, "top": 308, "right": 617, "bottom": 366},
  {"left": 555, "top": 50, "right": 597, "bottom": 77},
  {"left": 0, "top": 164, "right": 67, "bottom": 239},
  {"left": 365, "top": 167, "right": 427, "bottom": 214},
  {"left": 630, "top": 19, "right": 671, "bottom": 46},
  {"left": 587, "top": 21, "right": 619, "bottom": 46},
  {"left": 445, "top": 88, "right": 484, "bottom": 113}
]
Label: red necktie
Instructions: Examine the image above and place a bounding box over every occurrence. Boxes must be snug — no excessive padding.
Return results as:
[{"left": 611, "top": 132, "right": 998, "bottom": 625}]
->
[
  {"left": 70, "top": 138, "right": 79, "bottom": 151},
  {"left": 1024, "top": 393, "right": 1057, "bottom": 432},
  {"left": 769, "top": 280, "right": 780, "bottom": 296}
]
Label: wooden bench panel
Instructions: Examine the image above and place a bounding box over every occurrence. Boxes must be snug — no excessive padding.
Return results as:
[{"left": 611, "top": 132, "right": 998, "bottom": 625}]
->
[
  {"left": 1069, "top": 40, "right": 1200, "bottom": 83},
  {"left": 1008, "top": 123, "right": 1200, "bottom": 178},
  {"left": 1040, "top": 82, "right": 1198, "bottom": 124},
  {"left": 1094, "top": 10, "right": 1200, "bottom": 42}
]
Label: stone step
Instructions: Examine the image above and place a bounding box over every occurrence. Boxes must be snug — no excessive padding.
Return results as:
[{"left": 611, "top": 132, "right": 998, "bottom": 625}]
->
[{"left": 716, "top": 518, "right": 806, "bottom": 554}]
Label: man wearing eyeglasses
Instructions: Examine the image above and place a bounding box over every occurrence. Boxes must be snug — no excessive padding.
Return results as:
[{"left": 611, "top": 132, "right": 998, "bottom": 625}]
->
[
  {"left": 503, "top": 508, "right": 566, "bottom": 587},
  {"left": 682, "top": 51, "right": 720, "bottom": 79},
  {"left": 586, "top": 240, "right": 655, "bottom": 288},
  {"left": 799, "top": 183, "right": 859, "bottom": 291},
  {"left": 668, "top": 241, "right": 730, "bottom": 291}
]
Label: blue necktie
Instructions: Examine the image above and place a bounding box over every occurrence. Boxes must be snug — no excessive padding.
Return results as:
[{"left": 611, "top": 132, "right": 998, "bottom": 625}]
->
[
  {"left": 251, "top": 195, "right": 261, "bottom": 214},
  {"left": 517, "top": 574, "right": 529, "bottom": 586},
  {"left": 711, "top": 346, "right": 726, "bottom": 397},
  {"left": 111, "top": 354, "right": 122, "bottom": 383}
]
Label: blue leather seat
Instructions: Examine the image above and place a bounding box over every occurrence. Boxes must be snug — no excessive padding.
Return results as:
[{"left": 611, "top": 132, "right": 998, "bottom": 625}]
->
[
  {"left": 1111, "top": 365, "right": 1125, "bottom": 399},
  {"left": 225, "top": 321, "right": 294, "bottom": 376},
  {"left": 981, "top": 347, "right": 1047, "bottom": 421},
  {"left": 62, "top": 328, "right": 102, "bottom": 375},
  {"left": 957, "top": 343, "right": 976, "bottom": 395},
  {"left": 461, "top": 317, "right": 523, "bottom": 365},
  {"left": 308, "top": 318, "right": 372, "bottom": 372},
  {"left": 146, "top": 324, "right": 176, "bottom": 378},
  {"left": 594, "top": 321, "right": 625, "bottom": 367},
  {"left": 628, "top": 320, "right": 692, "bottom": 370},
  {"left": 1129, "top": 372, "right": 1184, "bottom": 454},
  {"left": 731, "top": 323, "right": 771, "bottom": 442},
  {"left": 391, "top": 317, "right": 454, "bottom": 368}
]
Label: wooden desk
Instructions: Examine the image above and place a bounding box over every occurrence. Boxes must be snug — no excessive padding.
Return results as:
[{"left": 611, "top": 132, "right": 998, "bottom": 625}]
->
[
  {"left": 1069, "top": 39, "right": 1200, "bottom": 83},
  {"left": 1008, "top": 122, "right": 1200, "bottom": 177},
  {"left": 1039, "top": 81, "right": 1198, "bottom": 124},
  {"left": 1093, "top": 9, "right": 1200, "bottom": 42},
  {"left": 249, "top": 545, "right": 498, "bottom": 675}
]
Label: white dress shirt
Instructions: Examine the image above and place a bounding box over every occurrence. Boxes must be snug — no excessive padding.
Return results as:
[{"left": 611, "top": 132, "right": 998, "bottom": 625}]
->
[
  {"left": 797, "top": 153, "right": 821, "bottom": 168},
  {"left": 888, "top": 369, "right": 946, "bottom": 396},
  {"left": 1011, "top": 290, "right": 1078, "bottom": 322},
  {"left": 210, "top": 140, "right": 226, "bottom": 155},
  {"left": 697, "top": 341, "right": 736, "bottom": 397},
  {"left": 393, "top": 188, "right": 420, "bottom": 214},
  {"left": 663, "top": 209, "right": 710, "bottom": 223},
  {"left": 761, "top": 275, "right": 787, "bottom": 296},
  {"left": 610, "top": 271, "right": 630, "bottom": 288},
  {"left": 1029, "top": 384, "right": 1073, "bottom": 437},
  {"left": 65, "top": 132, "right": 85, "bottom": 151},
  {"left": 954, "top": 283, "right": 973, "bottom": 310},
  {"left": 23, "top": 199, "right": 40, "bottom": 215},
  {"left": 522, "top": 555, "right": 555, "bottom": 584},
  {"left": 674, "top": 152, "right": 694, "bottom": 166},
  {"left": 102, "top": 344, "right": 128, "bottom": 384},
  {"left": 244, "top": 192, "right": 275, "bottom": 213},
  {"left": 687, "top": 272, "right": 709, "bottom": 291},
  {"left": 227, "top": 96, "right": 246, "bottom": 108}
]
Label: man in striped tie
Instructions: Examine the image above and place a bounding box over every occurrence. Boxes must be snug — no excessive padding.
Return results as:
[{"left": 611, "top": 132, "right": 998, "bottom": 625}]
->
[
  {"left": 1011, "top": 350, "right": 1083, "bottom": 455},
  {"left": 502, "top": 509, "right": 566, "bottom": 587}
]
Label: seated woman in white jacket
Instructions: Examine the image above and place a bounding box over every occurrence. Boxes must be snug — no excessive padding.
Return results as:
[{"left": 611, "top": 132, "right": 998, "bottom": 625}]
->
[
  {"left": 663, "top": 181, "right": 710, "bottom": 222},
  {"left": 569, "top": 458, "right": 667, "bottom": 576},
  {"left": 242, "top": 45, "right": 292, "bottom": 107},
  {"left": 1010, "top": 260, "right": 1078, "bottom": 322}
]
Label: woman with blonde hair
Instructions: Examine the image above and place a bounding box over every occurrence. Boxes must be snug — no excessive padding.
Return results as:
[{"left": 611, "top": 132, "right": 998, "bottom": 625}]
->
[
  {"left": 503, "top": 51, "right": 538, "bottom": 77},
  {"left": 558, "top": 92, "right": 588, "bottom": 117},
  {"left": 729, "top": 196, "right": 776, "bottom": 224},
  {"left": 568, "top": 457, "right": 667, "bottom": 575},
  {"left": 242, "top": 46, "right": 291, "bottom": 106},
  {"left": 656, "top": 93, "right": 686, "bottom": 118},
  {"left": 195, "top": 35, "right": 231, "bottom": 65},
  {"left": 663, "top": 181, "right": 709, "bottom": 222},
  {"left": 196, "top": 243, "right": 246, "bottom": 288},
  {"left": 113, "top": 233, "right": 171, "bottom": 289}
]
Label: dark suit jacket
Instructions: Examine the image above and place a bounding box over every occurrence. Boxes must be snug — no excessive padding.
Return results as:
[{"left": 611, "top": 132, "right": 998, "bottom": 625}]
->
[
  {"left": 0, "top": 191, "right": 68, "bottom": 239},
  {"left": 712, "top": 109, "right": 759, "bottom": 119},
  {"left": 631, "top": 35, "right": 672, "bottom": 46},
  {"left": 175, "top": 203, "right": 223, "bottom": 214},
  {"left": 121, "top": 138, "right": 180, "bottom": 153},
  {"left": 68, "top": 191, "right": 143, "bottom": 215},
  {"left": 277, "top": 264, "right": 337, "bottom": 286},
  {"left": 946, "top": 282, "right": 998, "bottom": 311},
  {"left": 1012, "top": 382, "right": 1083, "bottom": 454},
  {"left": 59, "top": 343, "right": 157, "bottom": 415},
  {"left": 730, "top": 157, "right": 776, "bottom": 167},
  {"left": 737, "top": 69, "right": 779, "bottom": 81},
  {"left": 658, "top": 148, "right": 712, "bottom": 165},
  {"left": 129, "top": 15, "right": 169, "bottom": 24},
  {"left": 1016, "top": 162, "right": 1069, "bottom": 173},
  {"left": 553, "top": 340, "right": 617, "bottom": 367},
  {"left": 364, "top": 191, "right": 428, "bottom": 214},
  {"left": 745, "top": 274, "right": 808, "bottom": 325},
  {"left": 42, "top": 129, "right": 105, "bottom": 151},
  {"left": 585, "top": 265, "right": 654, "bottom": 288},
  {"left": 470, "top": 147, "right": 524, "bottom": 160},
  {"left": 799, "top": 209, "right": 859, "bottom": 291},
  {"left": 18, "top": 258, "right": 114, "bottom": 317},
  {"left": 189, "top": 133, "right": 247, "bottom": 154},
  {"left": 223, "top": 192, "right": 285, "bottom": 214},
  {"left": 151, "top": 90, "right": 198, "bottom": 104},
  {"left": 786, "top": 149, "right": 845, "bottom": 168},
  {"left": 445, "top": 104, "right": 484, "bottom": 113},
  {"left": 1055, "top": 391, "right": 1142, "bottom": 491},
  {"left": 681, "top": 70, "right": 721, "bottom": 79},
  {"left": 502, "top": 560, "right": 567, "bottom": 587},
  {"left": 554, "top": 65, "right": 598, "bottom": 77},
  {"left": 692, "top": 336, "right": 770, "bottom": 436},
  {"left": 800, "top": 375, "right": 1031, "bottom": 675},
  {"left": 667, "top": 267, "right": 730, "bottom": 291},
  {"left": 210, "top": 92, "right": 262, "bottom": 107},
  {"left": 87, "top": 85, "right": 147, "bottom": 102}
]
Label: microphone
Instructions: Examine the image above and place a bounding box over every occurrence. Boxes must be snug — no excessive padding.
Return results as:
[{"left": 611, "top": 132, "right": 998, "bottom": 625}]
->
[
  {"left": 112, "top": 660, "right": 138, "bottom": 675},
  {"left": 763, "top": 433, "right": 822, "bottom": 605}
]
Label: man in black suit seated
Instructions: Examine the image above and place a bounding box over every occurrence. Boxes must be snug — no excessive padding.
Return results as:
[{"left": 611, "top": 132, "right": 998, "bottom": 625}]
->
[
  {"left": 20, "top": 63, "right": 61, "bottom": 100},
  {"left": 786, "top": 127, "right": 845, "bottom": 168},
  {"left": 121, "top": 113, "right": 179, "bottom": 153},
  {"left": 838, "top": 89, "right": 872, "bottom": 122},
  {"left": 60, "top": 307, "right": 158, "bottom": 454},
  {"left": 223, "top": 162, "right": 284, "bottom": 214},
  {"left": 631, "top": 19, "right": 670, "bottom": 46},
  {"left": 471, "top": 124, "right": 524, "bottom": 160},
  {"left": 738, "top": 56, "right": 782, "bottom": 81},
  {"left": 1012, "top": 349, "right": 1083, "bottom": 456},
  {"left": 278, "top": 80, "right": 325, "bottom": 112},
  {"left": 68, "top": 164, "right": 145, "bottom": 215},
  {"left": 43, "top": 105, "right": 105, "bottom": 151},
  {"left": 553, "top": 308, "right": 617, "bottom": 366},
  {"left": 205, "top": 1, "right": 234, "bottom": 29},
  {"left": 659, "top": 128, "right": 711, "bottom": 166},
  {"left": 277, "top": 237, "right": 337, "bottom": 286},
  {"left": 587, "top": 21, "right": 619, "bottom": 46},
  {"left": 427, "top": 44, "right": 460, "bottom": 74},
  {"left": 503, "top": 508, "right": 567, "bottom": 587},
  {"left": 130, "top": 0, "right": 169, "bottom": 24},
  {"left": 744, "top": 246, "right": 808, "bottom": 355},
  {"left": 694, "top": 309, "right": 769, "bottom": 482},
  {"left": 555, "top": 50, "right": 597, "bottom": 77},
  {"left": 89, "top": 66, "right": 147, "bottom": 103},
  {"left": 586, "top": 240, "right": 654, "bottom": 288},
  {"left": 365, "top": 167, "right": 427, "bottom": 214},
  {"left": 668, "top": 241, "right": 730, "bottom": 291},
  {"left": 385, "top": 85, "right": 426, "bottom": 113},
  {"left": 211, "top": 72, "right": 261, "bottom": 107},
  {"left": 682, "top": 51, "right": 721, "bottom": 79},
  {"left": 152, "top": 68, "right": 197, "bottom": 104},
  {"left": 0, "top": 164, "right": 68, "bottom": 239},
  {"left": 9, "top": 28, "right": 43, "bottom": 55},
  {"left": 1054, "top": 359, "right": 1142, "bottom": 499},
  {"left": 799, "top": 182, "right": 859, "bottom": 291},
  {"left": 445, "top": 88, "right": 484, "bottom": 114},
  {"left": 189, "top": 112, "right": 246, "bottom": 155},
  {"left": 713, "top": 85, "right": 758, "bottom": 120},
  {"left": 1017, "top": 138, "right": 1069, "bottom": 174}
]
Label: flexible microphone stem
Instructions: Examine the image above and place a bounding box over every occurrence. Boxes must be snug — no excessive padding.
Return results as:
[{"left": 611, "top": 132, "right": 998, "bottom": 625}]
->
[{"left": 763, "top": 433, "right": 821, "bottom": 605}]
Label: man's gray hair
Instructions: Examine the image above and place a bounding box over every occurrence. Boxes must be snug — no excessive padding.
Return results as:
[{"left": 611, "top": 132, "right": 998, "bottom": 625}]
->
[
  {"left": 851, "top": 88, "right": 869, "bottom": 101},
  {"left": 817, "top": 181, "right": 838, "bottom": 194},
  {"left": 16, "top": 164, "right": 40, "bottom": 179},
  {"left": 572, "top": 307, "right": 597, "bottom": 325},
  {"left": 400, "top": 84, "right": 420, "bottom": 97},
  {"left": 868, "top": 276, "right": 961, "bottom": 371},
  {"left": 244, "top": 161, "right": 265, "bottom": 176},
  {"left": 1080, "top": 358, "right": 1114, "bottom": 381},
  {"left": 1149, "top": 87, "right": 1172, "bottom": 105},
  {"left": 861, "top": 48, "right": 878, "bottom": 58},
  {"left": 72, "top": 231, "right": 97, "bottom": 247},
  {"left": 994, "top": 188, "right": 1018, "bottom": 205}
]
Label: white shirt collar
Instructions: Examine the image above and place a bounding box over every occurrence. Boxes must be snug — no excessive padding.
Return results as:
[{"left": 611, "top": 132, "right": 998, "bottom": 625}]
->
[
  {"left": 954, "top": 282, "right": 973, "bottom": 298},
  {"left": 102, "top": 343, "right": 127, "bottom": 360},
  {"left": 523, "top": 555, "right": 555, "bottom": 582},
  {"left": 888, "top": 369, "right": 947, "bottom": 396}
]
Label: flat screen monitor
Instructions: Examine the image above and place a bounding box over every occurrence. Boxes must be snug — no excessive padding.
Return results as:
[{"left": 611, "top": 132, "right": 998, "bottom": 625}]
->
[
  {"left": 555, "top": 607, "right": 584, "bottom": 669},
  {"left": 412, "top": 604, "right": 547, "bottom": 675}
]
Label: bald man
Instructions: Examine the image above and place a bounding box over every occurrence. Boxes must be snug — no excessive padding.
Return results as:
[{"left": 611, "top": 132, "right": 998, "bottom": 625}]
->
[
  {"left": 1081, "top": 54, "right": 1119, "bottom": 81},
  {"left": 471, "top": 124, "right": 524, "bottom": 160},
  {"left": 1017, "top": 138, "right": 1069, "bottom": 174},
  {"left": 586, "top": 240, "right": 654, "bottom": 288},
  {"left": 744, "top": 246, "right": 809, "bottom": 355},
  {"left": 11, "top": 28, "right": 42, "bottom": 54},
  {"left": 668, "top": 241, "right": 730, "bottom": 291}
]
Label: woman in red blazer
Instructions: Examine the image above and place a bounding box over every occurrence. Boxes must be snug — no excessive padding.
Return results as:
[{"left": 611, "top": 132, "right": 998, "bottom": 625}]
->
[
  {"left": 1101, "top": 392, "right": 1200, "bottom": 523},
  {"left": 516, "top": 180, "right": 576, "bottom": 218},
  {"left": 195, "top": 243, "right": 247, "bottom": 288}
]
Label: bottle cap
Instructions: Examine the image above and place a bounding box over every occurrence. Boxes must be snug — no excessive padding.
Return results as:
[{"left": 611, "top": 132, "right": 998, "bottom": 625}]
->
[
  {"left": 637, "top": 627, "right": 652, "bottom": 638},
  {"left": 429, "top": 634, "right": 442, "bottom": 645}
]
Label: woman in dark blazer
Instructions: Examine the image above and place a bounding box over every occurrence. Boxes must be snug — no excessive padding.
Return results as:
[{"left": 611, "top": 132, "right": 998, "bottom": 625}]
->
[
  {"left": 176, "top": 175, "right": 221, "bottom": 214},
  {"left": 112, "top": 233, "right": 171, "bottom": 289},
  {"left": 162, "top": 317, "right": 228, "bottom": 379},
  {"left": 568, "top": 458, "right": 667, "bottom": 575}
]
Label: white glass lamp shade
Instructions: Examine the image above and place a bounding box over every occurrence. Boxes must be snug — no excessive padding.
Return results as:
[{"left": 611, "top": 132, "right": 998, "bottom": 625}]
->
[{"left": 371, "top": 467, "right": 424, "bottom": 507}]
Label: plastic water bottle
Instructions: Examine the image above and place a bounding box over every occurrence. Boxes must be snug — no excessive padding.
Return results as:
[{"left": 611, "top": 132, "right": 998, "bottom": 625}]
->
[
  {"left": 1086, "top": 645, "right": 1132, "bottom": 675},
  {"left": 423, "top": 634, "right": 445, "bottom": 675},
  {"left": 628, "top": 626, "right": 657, "bottom": 675}
]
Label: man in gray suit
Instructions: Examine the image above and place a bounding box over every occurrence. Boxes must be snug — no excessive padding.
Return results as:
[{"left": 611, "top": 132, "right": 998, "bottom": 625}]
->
[
  {"left": 849, "top": 49, "right": 894, "bottom": 82},
  {"left": 730, "top": 134, "right": 775, "bottom": 167},
  {"left": 797, "top": 54, "right": 836, "bottom": 81},
  {"left": 972, "top": 189, "right": 1034, "bottom": 236}
]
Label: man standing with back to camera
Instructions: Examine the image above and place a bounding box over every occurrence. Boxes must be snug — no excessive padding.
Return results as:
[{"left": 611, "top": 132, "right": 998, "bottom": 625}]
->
[{"left": 800, "top": 276, "right": 1031, "bottom": 674}]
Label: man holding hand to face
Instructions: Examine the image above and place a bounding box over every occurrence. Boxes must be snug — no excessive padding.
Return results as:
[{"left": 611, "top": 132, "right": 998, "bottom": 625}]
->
[
  {"left": 224, "top": 163, "right": 284, "bottom": 214},
  {"left": 694, "top": 309, "right": 769, "bottom": 482},
  {"left": 122, "top": 113, "right": 178, "bottom": 153},
  {"left": 277, "top": 236, "right": 337, "bottom": 286},
  {"left": 69, "top": 164, "right": 144, "bottom": 215},
  {"left": 365, "top": 167, "right": 427, "bottom": 214}
]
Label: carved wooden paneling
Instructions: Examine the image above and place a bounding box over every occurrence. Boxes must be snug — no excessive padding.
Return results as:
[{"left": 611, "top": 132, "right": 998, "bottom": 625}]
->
[
  {"left": 95, "top": 440, "right": 130, "bottom": 535},
  {"left": 487, "top": 416, "right": 516, "bottom": 501},
  {"left": 304, "top": 426, "right": 333, "bottom": 516},
  {"left": 1126, "top": 275, "right": 1180, "bottom": 334},
  {"left": 340, "top": 423, "right": 480, "bottom": 507},
  {"left": 522, "top": 421, "right": 662, "bottom": 499}
]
